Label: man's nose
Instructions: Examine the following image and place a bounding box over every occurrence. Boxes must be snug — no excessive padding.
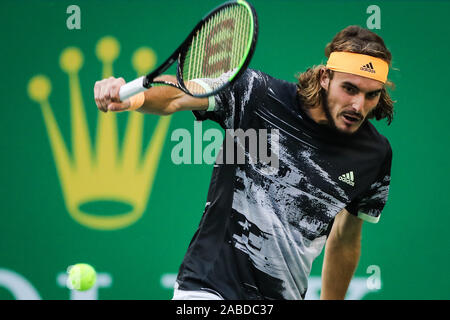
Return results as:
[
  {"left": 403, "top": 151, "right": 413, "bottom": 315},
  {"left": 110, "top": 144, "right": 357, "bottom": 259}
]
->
[{"left": 351, "top": 93, "right": 365, "bottom": 112}]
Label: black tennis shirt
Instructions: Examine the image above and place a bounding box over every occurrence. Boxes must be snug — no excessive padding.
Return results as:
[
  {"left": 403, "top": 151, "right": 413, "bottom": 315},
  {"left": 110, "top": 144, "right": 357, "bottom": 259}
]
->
[{"left": 176, "top": 69, "right": 392, "bottom": 300}]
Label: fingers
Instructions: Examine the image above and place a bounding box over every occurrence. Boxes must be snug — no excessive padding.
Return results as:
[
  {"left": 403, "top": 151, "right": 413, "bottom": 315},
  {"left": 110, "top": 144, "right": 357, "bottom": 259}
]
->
[
  {"left": 99, "top": 81, "right": 110, "bottom": 111},
  {"left": 107, "top": 101, "right": 131, "bottom": 112},
  {"left": 94, "top": 77, "right": 126, "bottom": 113},
  {"left": 109, "top": 77, "right": 125, "bottom": 103},
  {"left": 94, "top": 81, "right": 101, "bottom": 110}
]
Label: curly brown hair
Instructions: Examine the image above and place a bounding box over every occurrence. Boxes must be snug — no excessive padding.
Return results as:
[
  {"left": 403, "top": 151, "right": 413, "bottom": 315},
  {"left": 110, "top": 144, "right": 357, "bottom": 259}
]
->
[{"left": 297, "top": 25, "right": 395, "bottom": 125}]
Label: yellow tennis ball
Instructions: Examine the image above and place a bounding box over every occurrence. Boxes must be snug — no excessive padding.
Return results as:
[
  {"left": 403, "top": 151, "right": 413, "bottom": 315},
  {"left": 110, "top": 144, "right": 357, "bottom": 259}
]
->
[{"left": 67, "top": 263, "right": 97, "bottom": 291}]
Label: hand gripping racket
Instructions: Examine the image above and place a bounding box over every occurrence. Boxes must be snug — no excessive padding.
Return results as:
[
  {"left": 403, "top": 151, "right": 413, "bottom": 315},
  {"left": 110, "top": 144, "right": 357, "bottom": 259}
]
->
[{"left": 119, "top": 0, "right": 258, "bottom": 101}]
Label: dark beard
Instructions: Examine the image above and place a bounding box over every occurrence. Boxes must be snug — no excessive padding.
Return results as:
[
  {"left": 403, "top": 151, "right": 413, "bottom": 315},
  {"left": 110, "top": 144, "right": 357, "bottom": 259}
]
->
[
  {"left": 320, "top": 88, "right": 363, "bottom": 136},
  {"left": 321, "top": 89, "right": 338, "bottom": 131}
]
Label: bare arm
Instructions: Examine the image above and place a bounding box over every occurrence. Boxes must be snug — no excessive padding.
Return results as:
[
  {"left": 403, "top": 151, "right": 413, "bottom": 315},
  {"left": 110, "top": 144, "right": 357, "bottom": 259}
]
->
[
  {"left": 94, "top": 75, "right": 208, "bottom": 115},
  {"left": 320, "top": 208, "right": 363, "bottom": 300}
]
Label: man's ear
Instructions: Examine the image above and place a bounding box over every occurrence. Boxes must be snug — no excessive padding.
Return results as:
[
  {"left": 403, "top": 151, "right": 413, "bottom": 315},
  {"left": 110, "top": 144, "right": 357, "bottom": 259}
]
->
[{"left": 320, "top": 68, "right": 330, "bottom": 91}]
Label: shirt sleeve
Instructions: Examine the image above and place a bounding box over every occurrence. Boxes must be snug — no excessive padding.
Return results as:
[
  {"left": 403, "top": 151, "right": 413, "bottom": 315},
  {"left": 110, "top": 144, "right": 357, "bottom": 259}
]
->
[
  {"left": 347, "top": 143, "right": 393, "bottom": 224},
  {"left": 192, "top": 69, "right": 266, "bottom": 130}
]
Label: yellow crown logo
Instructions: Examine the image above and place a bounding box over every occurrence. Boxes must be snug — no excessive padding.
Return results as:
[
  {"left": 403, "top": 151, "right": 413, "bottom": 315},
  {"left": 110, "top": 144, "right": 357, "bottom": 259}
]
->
[{"left": 27, "top": 36, "right": 171, "bottom": 230}]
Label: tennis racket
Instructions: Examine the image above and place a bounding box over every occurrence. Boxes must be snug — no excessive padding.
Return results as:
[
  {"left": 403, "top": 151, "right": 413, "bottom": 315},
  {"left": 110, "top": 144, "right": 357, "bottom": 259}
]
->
[{"left": 119, "top": 0, "right": 258, "bottom": 101}]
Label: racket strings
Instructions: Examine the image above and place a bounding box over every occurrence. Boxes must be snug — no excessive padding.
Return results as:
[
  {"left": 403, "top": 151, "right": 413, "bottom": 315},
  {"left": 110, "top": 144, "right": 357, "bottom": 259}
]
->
[{"left": 182, "top": 3, "right": 253, "bottom": 95}]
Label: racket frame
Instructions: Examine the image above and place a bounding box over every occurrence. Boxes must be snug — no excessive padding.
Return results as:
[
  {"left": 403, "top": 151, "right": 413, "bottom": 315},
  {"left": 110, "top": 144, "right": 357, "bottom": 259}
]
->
[{"left": 120, "top": 0, "right": 258, "bottom": 101}]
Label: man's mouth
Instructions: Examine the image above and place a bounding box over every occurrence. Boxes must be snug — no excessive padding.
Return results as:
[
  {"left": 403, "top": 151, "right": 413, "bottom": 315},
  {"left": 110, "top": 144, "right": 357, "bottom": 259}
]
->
[{"left": 342, "top": 113, "right": 362, "bottom": 125}]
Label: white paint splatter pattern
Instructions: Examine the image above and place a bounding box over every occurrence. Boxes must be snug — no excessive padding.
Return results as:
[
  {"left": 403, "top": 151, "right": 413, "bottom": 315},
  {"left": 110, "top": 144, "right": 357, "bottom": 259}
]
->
[
  {"left": 229, "top": 128, "right": 350, "bottom": 298},
  {"left": 233, "top": 168, "right": 331, "bottom": 298},
  {"left": 299, "top": 149, "right": 349, "bottom": 201},
  {"left": 190, "top": 69, "right": 391, "bottom": 299},
  {"left": 358, "top": 176, "right": 390, "bottom": 217}
]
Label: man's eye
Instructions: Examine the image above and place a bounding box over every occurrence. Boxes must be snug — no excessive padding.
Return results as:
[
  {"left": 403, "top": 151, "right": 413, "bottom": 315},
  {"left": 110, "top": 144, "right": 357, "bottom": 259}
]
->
[
  {"left": 343, "top": 86, "right": 357, "bottom": 94},
  {"left": 367, "top": 92, "right": 381, "bottom": 99}
]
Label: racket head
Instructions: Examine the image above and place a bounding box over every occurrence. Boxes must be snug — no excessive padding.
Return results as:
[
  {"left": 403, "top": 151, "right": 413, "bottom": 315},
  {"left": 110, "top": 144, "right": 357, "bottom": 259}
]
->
[{"left": 177, "top": 0, "right": 258, "bottom": 97}]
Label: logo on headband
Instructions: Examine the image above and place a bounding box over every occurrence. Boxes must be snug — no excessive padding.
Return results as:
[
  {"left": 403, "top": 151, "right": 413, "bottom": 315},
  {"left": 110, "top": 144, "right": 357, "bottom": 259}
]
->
[{"left": 360, "top": 62, "right": 376, "bottom": 74}]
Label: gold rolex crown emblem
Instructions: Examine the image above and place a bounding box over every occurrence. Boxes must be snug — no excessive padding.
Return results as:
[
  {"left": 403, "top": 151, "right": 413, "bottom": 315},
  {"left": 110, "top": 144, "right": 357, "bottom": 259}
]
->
[{"left": 27, "top": 36, "right": 171, "bottom": 230}]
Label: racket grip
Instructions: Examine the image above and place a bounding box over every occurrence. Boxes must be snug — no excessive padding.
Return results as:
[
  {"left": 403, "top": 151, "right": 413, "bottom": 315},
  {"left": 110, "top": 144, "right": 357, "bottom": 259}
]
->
[{"left": 119, "top": 76, "right": 147, "bottom": 101}]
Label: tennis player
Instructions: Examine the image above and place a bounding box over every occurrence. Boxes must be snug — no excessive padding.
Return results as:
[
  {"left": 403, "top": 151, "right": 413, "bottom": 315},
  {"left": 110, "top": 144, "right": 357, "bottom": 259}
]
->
[{"left": 94, "top": 25, "right": 394, "bottom": 300}]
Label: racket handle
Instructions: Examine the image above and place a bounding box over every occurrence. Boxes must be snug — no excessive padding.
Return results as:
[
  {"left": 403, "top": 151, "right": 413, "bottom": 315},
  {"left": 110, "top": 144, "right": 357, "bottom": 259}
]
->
[{"left": 119, "top": 76, "right": 147, "bottom": 101}]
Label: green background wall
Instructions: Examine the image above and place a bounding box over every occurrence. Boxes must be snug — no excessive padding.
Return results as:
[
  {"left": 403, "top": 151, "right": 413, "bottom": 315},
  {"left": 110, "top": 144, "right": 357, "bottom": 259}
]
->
[{"left": 0, "top": 0, "right": 449, "bottom": 300}]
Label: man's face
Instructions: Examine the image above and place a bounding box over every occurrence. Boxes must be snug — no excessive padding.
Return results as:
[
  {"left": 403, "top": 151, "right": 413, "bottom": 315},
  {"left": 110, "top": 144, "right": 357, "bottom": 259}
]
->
[{"left": 320, "top": 70, "right": 384, "bottom": 134}]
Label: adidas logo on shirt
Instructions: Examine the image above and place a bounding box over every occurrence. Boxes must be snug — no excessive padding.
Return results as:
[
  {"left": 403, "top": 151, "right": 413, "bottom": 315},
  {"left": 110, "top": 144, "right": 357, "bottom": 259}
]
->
[
  {"left": 360, "top": 62, "right": 376, "bottom": 74},
  {"left": 338, "top": 171, "right": 355, "bottom": 186}
]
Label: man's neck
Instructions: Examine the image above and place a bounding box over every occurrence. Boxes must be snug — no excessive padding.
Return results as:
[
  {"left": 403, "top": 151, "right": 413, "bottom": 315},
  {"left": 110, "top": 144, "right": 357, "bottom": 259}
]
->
[{"left": 304, "top": 104, "right": 328, "bottom": 125}]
